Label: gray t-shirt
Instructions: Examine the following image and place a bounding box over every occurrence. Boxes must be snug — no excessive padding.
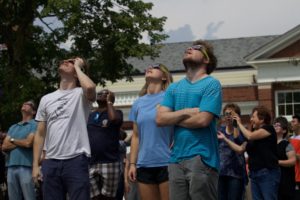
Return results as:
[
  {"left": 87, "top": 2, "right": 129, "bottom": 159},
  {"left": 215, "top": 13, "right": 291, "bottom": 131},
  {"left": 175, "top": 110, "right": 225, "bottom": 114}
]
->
[
  {"left": 36, "top": 87, "right": 92, "bottom": 159},
  {"left": 285, "top": 142, "right": 294, "bottom": 153}
]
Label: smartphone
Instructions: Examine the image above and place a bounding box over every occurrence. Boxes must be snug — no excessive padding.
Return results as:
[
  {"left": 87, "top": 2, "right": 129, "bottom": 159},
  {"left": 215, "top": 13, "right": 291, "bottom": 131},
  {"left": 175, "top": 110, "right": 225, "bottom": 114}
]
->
[{"left": 232, "top": 119, "right": 238, "bottom": 128}]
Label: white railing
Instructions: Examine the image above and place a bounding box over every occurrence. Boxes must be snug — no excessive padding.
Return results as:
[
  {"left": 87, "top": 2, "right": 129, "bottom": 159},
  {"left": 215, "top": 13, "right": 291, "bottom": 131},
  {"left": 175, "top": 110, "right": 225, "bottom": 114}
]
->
[{"left": 114, "top": 92, "right": 139, "bottom": 106}]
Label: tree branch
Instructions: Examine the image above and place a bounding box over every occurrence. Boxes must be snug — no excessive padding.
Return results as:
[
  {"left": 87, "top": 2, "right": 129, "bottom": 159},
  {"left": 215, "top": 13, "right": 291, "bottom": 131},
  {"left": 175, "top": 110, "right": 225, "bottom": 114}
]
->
[{"left": 37, "top": 16, "right": 56, "bottom": 33}]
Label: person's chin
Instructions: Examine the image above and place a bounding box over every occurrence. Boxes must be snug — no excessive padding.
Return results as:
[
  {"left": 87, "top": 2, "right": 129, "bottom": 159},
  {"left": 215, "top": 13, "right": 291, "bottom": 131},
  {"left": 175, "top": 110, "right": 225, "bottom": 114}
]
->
[{"left": 183, "top": 56, "right": 192, "bottom": 63}]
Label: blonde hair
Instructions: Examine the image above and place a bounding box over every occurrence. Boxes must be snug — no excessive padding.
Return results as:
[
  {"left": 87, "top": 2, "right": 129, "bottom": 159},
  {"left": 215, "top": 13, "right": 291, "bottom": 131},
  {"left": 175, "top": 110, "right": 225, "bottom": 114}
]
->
[{"left": 139, "top": 64, "right": 173, "bottom": 96}]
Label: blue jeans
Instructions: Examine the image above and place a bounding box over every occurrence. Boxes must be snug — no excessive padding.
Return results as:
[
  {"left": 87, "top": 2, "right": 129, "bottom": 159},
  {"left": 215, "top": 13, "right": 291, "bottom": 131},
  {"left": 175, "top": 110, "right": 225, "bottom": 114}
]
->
[
  {"left": 250, "top": 168, "right": 281, "bottom": 200},
  {"left": 42, "top": 154, "right": 89, "bottom": 200},
  {"left": 7, "top": 166, "right": 36, "bottom": 200},
  {"left": 168, "top": 155, "right": 218, "bottom": 200},
  {"left": 218, "top": 175, "right": 244, "bottom": 200}
]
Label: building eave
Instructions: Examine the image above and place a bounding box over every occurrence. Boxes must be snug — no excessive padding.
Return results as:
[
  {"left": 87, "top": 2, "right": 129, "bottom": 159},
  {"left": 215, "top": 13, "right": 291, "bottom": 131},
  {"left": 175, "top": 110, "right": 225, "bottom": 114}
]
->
[
  {"left": 247, "top": 57, "right": 300, "bottom": 68},
  {"left": 245, "top": 24, "right": 300, "bottom": 61}
]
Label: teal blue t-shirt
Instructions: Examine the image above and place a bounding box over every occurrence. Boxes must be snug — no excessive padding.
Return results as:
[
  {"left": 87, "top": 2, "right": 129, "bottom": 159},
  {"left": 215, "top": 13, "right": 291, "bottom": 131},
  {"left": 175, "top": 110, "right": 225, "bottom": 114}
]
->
[
  {"left": 161, "top": 76, "right": 222, "bottom": 170},
  {"left": 129, "top": 91, "right": 173, "bottom": 168},
  {"left": 6, "top": 119, "right": 37, "bottom": 167}
]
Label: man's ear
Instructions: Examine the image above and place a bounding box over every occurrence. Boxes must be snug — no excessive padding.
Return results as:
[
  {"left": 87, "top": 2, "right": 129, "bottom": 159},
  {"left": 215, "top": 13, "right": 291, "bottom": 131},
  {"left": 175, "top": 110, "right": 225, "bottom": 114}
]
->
[{"left": 203, "top": 58, "right": 209, "bottom": 64}]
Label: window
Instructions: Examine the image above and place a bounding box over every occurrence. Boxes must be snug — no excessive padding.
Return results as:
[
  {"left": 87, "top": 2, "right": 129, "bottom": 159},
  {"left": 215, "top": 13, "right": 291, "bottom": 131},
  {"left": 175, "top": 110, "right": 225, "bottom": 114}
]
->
[{"left": 275, "top": 90, "right": 300, "bottom": 117}]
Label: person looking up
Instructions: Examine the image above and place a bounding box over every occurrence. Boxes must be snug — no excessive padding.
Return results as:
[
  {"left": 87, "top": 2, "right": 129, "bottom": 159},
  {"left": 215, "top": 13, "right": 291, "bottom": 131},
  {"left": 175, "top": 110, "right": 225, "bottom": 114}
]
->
[{"left": 32, "top": 57, "right": 96, "bottom": 200}]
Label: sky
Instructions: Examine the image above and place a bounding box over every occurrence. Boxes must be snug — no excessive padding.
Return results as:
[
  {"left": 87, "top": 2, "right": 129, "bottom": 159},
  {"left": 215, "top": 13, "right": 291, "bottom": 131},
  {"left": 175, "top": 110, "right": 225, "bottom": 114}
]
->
[{"left": 144, "top": 0, "right": 300, "bottom": 43}]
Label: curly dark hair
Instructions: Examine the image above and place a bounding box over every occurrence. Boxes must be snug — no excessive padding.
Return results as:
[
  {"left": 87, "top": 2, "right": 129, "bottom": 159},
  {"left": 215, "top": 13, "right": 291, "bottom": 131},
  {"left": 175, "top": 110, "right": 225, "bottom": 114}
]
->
[
  {"left": 223, "top": 103, "right": 241, "bottom": 116},
  {"left": 292, "top": 114, "right": 300, "bottom": 122},
  {"left": 193, "top": 40, "right": 217, "bottom": 74},
  {"left": 274, "top": 116, "right": 289, "bottom": 138},
  {"left": 252, "top": 106, "right": 272, "bottom": 125}
]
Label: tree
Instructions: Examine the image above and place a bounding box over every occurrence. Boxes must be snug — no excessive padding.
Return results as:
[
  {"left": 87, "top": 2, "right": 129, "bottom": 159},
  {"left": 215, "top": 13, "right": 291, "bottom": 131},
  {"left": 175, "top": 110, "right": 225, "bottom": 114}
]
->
[{"left": 0, "top": 0, "right": 167, "bottom": 130}]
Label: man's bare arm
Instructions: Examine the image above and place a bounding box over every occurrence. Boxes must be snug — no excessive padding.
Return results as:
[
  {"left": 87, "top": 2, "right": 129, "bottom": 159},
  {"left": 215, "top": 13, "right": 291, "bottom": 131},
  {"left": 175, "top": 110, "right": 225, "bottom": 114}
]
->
[
  {"left": 156, "top": 106, "right": 198, "bottom": 126},
  {"left": 178, "top": 111, "right": 214, "bottom": 129},
  {"left": 2, "top": 133, "right": 35, "bottom": 151},
  {"left": 74, "top": 58, "right": 96, "bottom": 102},
  {"left": 2, "top": 136, "right": 16, "bottom": 151},
  {"left": 32, "top": 121, "right": 46, "bottom": 184}
]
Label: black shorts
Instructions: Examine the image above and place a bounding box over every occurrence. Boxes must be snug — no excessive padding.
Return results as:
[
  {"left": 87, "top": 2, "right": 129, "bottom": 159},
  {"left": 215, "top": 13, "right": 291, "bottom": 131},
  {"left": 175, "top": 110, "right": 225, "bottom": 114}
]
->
[{"left": 137, "top": 166, "right": 169, "bottom": 184}]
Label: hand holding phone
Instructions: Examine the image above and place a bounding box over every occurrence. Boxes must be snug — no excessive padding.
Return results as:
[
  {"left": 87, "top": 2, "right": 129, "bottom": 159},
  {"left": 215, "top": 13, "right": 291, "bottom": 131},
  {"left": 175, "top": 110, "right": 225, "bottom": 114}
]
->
[{"left": 232, "top": 119, "right": 238, "bottom": 128}]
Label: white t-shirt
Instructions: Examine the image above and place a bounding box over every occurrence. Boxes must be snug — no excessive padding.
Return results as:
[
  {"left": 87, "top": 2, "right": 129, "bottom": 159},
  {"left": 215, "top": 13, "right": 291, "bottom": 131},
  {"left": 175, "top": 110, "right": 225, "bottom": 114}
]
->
[{"left": 36, "top": 87, "right": 92, "bottom": 159}]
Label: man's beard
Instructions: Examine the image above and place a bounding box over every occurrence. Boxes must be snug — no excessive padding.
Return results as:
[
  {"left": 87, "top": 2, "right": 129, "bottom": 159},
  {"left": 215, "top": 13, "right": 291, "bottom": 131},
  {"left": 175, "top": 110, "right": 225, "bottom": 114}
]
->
[{"left": 183, "top": 57, "right": 204, "bottom": 70}]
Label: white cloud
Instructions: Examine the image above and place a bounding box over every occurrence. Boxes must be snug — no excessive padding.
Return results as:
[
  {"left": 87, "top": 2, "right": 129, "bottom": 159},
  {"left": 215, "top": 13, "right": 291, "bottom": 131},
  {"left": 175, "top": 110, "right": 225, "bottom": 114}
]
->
[
  {"left": 145, "top": 0, "right": 300, "bottom": 41},
  {"left": 165, "top": 24, "right": 195, "bottom": 43}
]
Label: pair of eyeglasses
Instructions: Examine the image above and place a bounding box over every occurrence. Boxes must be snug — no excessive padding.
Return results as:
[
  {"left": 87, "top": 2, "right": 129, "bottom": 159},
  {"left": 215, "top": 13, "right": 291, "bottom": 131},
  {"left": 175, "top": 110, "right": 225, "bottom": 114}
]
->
[
  {"left": 59, "top": 59, "right": 74, "bottom": 65},
  {"left": 149, "top": 64, "right": 161, "bottom": 69},
  {"left": 224, "top": 112, "right": 231, "bottom": 117},
  {"left": 59, "top": 59, "right": 86, "bottom": 72},
  {"left": 190, "top": 45, "right": 204, "bottom": 51},
  {"left": 188, "top": 45, "right": 210, "bottom": 61},
  {"left": 273, "top": 123, "right": 282, "bottom": 127},
  {"left": 23, "top": 102, "right": 35, "bottom": 110},
  {"left": 145, "top": 64, "right": 161, "bottom": 72},
  {"left": 97, "top": 91, "right": 109, "bottom": 96},
  {"left": 66, "top": 60, "right": 75, "bottom": 64}
]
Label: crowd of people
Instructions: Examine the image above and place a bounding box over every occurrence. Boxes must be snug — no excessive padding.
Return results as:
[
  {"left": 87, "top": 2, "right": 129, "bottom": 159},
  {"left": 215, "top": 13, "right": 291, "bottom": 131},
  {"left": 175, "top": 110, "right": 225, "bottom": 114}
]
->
[{"left": 0, "top": 40, "right": 299, "bottom": 200}]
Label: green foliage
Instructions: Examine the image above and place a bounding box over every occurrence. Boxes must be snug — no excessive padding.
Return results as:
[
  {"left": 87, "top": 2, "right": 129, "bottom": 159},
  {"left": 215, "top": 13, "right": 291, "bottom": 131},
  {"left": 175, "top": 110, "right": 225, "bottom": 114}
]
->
[{"left": 0, "top": 0, "right": 167, "bottom": 130}]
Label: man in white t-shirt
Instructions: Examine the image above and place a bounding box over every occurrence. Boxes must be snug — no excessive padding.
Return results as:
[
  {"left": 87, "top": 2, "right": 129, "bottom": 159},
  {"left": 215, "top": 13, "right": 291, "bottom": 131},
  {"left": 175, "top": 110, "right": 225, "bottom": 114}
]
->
[{"left": 32, "top": 57, "right": 96, "bottom": 200}]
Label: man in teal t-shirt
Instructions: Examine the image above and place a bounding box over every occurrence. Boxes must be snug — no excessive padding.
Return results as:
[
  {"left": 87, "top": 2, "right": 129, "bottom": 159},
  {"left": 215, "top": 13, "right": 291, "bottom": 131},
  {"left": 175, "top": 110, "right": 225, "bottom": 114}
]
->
[
  {"left": 2, "top": 100, "right": 37, "bottom": 200},
  {"left": 157, "top": 40, "right": 222, "bottom": 200}
]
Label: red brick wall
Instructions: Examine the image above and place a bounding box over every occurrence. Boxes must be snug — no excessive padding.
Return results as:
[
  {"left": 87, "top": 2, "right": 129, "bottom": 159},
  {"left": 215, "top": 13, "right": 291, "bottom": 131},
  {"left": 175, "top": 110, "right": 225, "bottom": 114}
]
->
[
  {"left": 222, "top": 85, "right": 276, "bottom": 120},
  {"left": 222, "top": 86, "right": 258, "bottom": 102},
  {"left": 257, "top": 87, "right": 274, "bottom": 116}
]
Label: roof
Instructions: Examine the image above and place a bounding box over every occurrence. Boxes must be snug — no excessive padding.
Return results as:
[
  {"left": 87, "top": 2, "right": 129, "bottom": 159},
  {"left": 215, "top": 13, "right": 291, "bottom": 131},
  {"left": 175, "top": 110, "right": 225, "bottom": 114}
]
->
[
  {"left": 245, "top": 24, "right": 300, "bottom": 61},
  {"left": 127, "top": 35, "right": 278, "bottom": 73}
]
